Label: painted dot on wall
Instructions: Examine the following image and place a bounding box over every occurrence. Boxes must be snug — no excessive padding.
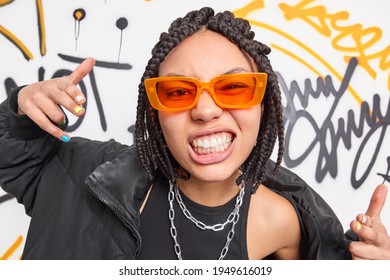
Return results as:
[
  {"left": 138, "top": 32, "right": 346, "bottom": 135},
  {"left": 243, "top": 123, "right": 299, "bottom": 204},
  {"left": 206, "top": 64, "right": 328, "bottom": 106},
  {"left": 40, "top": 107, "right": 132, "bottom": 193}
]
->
[
  {"left": 73, "top": 8, "right": 86, "bottom": 51},
  {"left": 116, "top": 17, "right": 128, "bottom": 63},
  {"left": 116, "top": 17, "right": 128, "bottom": 30}
]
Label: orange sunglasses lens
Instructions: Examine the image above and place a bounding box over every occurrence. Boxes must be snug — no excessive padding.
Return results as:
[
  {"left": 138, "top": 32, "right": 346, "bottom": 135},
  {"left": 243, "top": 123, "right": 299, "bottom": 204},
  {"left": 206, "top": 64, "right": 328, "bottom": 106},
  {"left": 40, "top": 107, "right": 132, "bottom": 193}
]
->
[
  {"left": 157, "top": 80, "right": 198, "bottom": 109},
  {"left": 214, "top": 75, "right": 257, "bottom": 105}
]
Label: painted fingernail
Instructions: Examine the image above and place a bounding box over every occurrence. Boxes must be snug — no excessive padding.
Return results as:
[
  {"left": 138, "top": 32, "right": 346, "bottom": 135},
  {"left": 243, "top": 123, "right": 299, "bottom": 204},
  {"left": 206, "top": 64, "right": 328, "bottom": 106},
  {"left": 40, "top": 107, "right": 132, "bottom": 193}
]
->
[
  {"left": 75, "top": 95, "right": 84, "bottom": 103},
  {"left": 74, "top": 106, "right": 83, "bottom": 114},
  {"left": 361, "top": 215, "right": 367, "bottom": 224},
  {"left": 355, "top": 221, "right": 361, "bottom": 231},
  {"left": 59, "top": 118, "right": 66, "bottom": 126},
  {"left": 61, "top": 135, "right": 70, "bottom": 142}
]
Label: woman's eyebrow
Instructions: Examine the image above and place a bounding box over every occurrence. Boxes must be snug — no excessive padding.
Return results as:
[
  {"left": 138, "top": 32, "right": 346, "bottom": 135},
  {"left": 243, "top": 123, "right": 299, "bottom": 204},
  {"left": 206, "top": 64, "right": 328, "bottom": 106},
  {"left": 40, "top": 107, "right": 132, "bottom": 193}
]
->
[
  {"left": 222, "top": 67, "right": 251, "bottom": 75},
  {"left": 163, "top": 73, "right": 186, "bottom": 77}
]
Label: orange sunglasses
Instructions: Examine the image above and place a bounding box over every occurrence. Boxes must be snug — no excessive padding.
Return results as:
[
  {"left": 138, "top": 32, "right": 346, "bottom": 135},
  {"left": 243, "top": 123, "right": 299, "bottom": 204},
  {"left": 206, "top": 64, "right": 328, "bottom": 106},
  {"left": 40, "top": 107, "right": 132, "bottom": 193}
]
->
[{"left": 144, "top": 73, "right": 267, "bottom": 112}]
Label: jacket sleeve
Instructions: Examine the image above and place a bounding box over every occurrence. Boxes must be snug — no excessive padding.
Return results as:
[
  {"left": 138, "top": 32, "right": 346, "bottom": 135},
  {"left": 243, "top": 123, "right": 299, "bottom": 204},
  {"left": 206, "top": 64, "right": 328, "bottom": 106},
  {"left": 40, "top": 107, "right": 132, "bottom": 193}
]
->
[
  {"left": 0, "top": 87, "right": 60, "bottom": 214},
  {"left": 0, "top": 87, "right": 128, "bottom": 215},
  {"left": 264, "top": 160, "right": 352, "bottom": 259}
]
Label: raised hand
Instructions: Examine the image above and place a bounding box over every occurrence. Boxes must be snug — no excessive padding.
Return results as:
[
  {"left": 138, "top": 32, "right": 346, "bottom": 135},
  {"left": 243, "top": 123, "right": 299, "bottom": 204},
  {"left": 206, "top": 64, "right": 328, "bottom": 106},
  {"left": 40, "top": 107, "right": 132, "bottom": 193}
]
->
[
  {"left": 349, "top": 184, "right": 390, "bottom": 259},
  {"left": 17, "top": 58, "right": 95, "bottom": 142}
]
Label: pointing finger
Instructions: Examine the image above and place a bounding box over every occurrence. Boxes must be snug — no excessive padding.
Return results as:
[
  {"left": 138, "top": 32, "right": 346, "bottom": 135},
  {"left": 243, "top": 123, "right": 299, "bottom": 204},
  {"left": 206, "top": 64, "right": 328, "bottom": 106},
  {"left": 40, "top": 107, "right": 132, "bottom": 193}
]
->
[
  {"left": 66, "top": 57, "right": 95, "bottom": 85},
  {"left": 365, "top": 184, "right": 388, "bottom": 218}
]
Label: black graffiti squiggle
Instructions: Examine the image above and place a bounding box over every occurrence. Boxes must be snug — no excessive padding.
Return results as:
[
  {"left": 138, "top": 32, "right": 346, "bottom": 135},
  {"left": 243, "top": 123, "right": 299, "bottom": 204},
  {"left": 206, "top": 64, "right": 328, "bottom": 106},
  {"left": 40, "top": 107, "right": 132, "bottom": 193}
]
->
[
  {"left": 280, "top": 58, "right": 390, "bottom": 189},
  {"left": 377, "top": 157, "right": 390, "bottom": 184},
  {"left": 0, "top": 193, "right": 13, "bottom": 204}
]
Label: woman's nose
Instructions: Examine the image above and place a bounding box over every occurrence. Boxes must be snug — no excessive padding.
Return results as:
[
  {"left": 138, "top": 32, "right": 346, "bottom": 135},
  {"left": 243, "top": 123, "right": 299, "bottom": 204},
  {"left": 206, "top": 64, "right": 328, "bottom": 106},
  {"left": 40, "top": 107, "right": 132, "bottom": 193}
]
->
[{"left": 190, "top": 90, "right": 223, "bottom": 122}]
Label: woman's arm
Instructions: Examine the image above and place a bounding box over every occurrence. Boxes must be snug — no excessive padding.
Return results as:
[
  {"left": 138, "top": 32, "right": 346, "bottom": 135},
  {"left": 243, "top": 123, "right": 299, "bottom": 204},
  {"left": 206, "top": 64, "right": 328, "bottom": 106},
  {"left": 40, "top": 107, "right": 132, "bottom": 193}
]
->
[{"left": 0, "top": 58, "right": 96, "bottom": 214}]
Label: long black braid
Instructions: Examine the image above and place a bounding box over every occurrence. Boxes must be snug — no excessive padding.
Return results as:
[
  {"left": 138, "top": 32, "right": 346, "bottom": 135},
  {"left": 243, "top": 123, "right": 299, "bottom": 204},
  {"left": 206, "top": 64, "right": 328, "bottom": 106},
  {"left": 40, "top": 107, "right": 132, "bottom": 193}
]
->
[{"left": 135, "top": 7, "right": 284, "bottom": 192}]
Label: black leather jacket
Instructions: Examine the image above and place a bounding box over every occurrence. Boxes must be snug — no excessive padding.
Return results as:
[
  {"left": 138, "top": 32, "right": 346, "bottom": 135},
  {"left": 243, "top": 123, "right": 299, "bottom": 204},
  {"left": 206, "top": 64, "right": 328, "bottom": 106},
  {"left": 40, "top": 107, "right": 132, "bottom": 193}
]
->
[{"left": 0, "top": 89, "right": 353, "bottom": 259}]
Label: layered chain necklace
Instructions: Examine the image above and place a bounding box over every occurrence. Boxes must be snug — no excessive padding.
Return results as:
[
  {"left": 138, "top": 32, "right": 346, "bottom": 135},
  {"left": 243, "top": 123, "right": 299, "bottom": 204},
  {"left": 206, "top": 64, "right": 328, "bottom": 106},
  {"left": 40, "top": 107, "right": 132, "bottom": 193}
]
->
[{"left": 168, "top": 180, "right": 245, "bottom": 260}]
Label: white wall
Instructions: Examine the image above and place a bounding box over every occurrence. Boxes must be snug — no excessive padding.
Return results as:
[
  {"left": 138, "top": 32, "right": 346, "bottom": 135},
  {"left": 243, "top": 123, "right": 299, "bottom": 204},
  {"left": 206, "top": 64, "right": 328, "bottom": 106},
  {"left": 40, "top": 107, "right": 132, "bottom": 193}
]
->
[{"left": 1, "top": 0, "right": 389, "bottom": 259}]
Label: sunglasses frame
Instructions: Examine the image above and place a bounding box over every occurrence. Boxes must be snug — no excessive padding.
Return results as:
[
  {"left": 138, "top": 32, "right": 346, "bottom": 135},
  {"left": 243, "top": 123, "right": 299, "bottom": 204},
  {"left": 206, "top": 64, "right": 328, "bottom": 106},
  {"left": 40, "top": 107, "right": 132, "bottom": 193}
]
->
[{"left": 144, "top": 73, "right": 268, "bottom": 112}]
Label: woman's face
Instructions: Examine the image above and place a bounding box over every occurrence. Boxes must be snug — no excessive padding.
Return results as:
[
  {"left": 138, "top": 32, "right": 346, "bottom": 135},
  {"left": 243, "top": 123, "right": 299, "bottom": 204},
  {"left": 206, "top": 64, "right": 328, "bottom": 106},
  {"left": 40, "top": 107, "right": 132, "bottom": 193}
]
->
[{"left": 158, "top": 30, "right": 261, "bottom": 184}]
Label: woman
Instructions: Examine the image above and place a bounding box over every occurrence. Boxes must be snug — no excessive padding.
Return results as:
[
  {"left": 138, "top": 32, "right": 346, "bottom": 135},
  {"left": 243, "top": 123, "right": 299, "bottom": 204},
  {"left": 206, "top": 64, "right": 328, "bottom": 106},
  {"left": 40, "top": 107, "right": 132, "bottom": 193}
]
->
[{"left": 0, "top": 7, "right": 388, "bottom": 259}]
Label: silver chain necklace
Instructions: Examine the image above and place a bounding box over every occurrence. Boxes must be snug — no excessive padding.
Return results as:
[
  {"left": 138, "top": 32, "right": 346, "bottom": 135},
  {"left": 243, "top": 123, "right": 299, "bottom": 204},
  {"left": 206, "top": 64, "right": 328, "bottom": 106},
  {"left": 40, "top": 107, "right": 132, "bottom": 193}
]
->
[{"left": 168, "top": 180, "right": 245, "bottom": 260}]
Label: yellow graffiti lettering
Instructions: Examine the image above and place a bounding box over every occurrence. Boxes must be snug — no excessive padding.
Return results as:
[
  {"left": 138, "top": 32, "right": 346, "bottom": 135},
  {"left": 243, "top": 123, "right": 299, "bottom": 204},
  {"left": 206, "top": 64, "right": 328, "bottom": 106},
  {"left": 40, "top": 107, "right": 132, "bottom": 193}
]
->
[
  {"left": 378, "top": 46, "right": 390, "bottom": 91},
  {"left": 0, "top": 0, "right": 46, "bottom": 59},
  {"left": 332, "top": 23, "right": 383, "bottom": 79},
  {"left": 271, "top": 44, "right": 323, "bottom": 79},
  {"left": 37, "top": 0, "right": 46, "bottom": 56},
  {"left": 0, "top": 25, "right": 34, "bottom": 60},
  {"left": 0, "top": 235, "right": 23, "bottom": 260},
  {"left": 280, "top": 0, "right": 336, "bottom": 36},
  {"left": 279, "top": 0, "right": 390, "bottom": 90},
  {"left": 232, "top": 0, "right": 264, "bottom": 19},
  {"left": 0, "top": 0, "right": 14, "bottom": 7}
]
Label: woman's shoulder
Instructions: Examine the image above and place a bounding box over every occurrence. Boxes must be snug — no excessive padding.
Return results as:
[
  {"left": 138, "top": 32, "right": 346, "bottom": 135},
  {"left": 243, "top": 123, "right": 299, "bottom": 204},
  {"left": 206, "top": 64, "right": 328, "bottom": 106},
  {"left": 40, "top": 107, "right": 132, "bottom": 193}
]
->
[
  {"left": 247, "top": 184, "right": 301, "bottom": 259},
  {"left": 250, "top": 184, "right": 300, "bottom": 229}
]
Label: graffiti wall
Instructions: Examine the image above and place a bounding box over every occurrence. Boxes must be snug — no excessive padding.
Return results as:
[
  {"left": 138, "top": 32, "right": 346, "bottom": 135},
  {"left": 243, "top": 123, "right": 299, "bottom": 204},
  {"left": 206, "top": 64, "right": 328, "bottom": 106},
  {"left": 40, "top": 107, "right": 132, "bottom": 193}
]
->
[{"left": 0, "top": 0, "right": 389, "bottom": 259}]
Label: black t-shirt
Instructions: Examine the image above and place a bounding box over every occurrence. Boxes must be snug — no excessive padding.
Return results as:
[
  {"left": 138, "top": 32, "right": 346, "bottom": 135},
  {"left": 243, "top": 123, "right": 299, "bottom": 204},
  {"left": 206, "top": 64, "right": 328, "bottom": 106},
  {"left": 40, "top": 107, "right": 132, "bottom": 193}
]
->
[{"left": 139, "top": 176, "right": 251, "bottom": 260}]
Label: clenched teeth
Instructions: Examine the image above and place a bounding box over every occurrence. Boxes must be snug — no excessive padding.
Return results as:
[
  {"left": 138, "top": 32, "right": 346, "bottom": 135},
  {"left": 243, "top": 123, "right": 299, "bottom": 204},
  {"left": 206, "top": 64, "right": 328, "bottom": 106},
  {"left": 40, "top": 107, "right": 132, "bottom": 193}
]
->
[{"left": 191, "top": 133, "right": 233, "bottom": 154}]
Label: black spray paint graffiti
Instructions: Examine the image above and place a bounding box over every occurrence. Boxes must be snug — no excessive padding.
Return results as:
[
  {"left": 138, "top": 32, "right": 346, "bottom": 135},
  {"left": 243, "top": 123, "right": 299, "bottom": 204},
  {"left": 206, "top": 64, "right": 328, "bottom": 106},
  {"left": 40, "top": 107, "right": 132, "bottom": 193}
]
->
[
  {"left": 116, "top": 17, "right": 128, "bottom": 63},
  {"left": 281, "top": 57, "right": 390, "bottom": 189},
  {"left": 378, "top": 157, "right": 390, "bottom": 184},
  {"left": 5, "top": 53, "right": 133, "bottom": 134},
  {"left": 0, "top": 193, "right": 13, "bottom": 204}
]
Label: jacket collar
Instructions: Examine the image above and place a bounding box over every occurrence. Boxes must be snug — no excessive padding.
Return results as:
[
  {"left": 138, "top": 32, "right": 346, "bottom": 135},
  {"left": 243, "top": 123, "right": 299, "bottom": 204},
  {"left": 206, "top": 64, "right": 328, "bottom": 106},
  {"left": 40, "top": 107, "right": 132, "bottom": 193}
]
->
[{"left": 85, "top": 145, "right": 152, "bottom": 221}]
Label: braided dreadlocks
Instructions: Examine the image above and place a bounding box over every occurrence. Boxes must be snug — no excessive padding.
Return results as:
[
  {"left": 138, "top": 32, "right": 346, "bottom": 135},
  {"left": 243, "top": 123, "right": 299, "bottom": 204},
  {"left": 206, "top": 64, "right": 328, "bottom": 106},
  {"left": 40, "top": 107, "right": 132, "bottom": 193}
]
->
[{"left": 135, "top": 7, "right": 284, "bottom": 192}]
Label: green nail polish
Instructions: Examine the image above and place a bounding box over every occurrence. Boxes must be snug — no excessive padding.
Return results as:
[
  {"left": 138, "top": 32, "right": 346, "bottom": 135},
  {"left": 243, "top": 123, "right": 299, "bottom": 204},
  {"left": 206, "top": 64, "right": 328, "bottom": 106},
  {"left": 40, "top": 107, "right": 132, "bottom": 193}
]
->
[{"left": 61, "top": 135, "right": 70, "bottom": 142}]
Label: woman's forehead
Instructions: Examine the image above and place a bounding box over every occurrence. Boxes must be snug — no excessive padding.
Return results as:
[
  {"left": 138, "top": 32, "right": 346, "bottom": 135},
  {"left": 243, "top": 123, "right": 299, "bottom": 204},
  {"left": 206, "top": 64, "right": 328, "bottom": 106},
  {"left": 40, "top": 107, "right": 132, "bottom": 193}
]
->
[{"left": 158, "top": 30, "right": 257, "bottom": 79}]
